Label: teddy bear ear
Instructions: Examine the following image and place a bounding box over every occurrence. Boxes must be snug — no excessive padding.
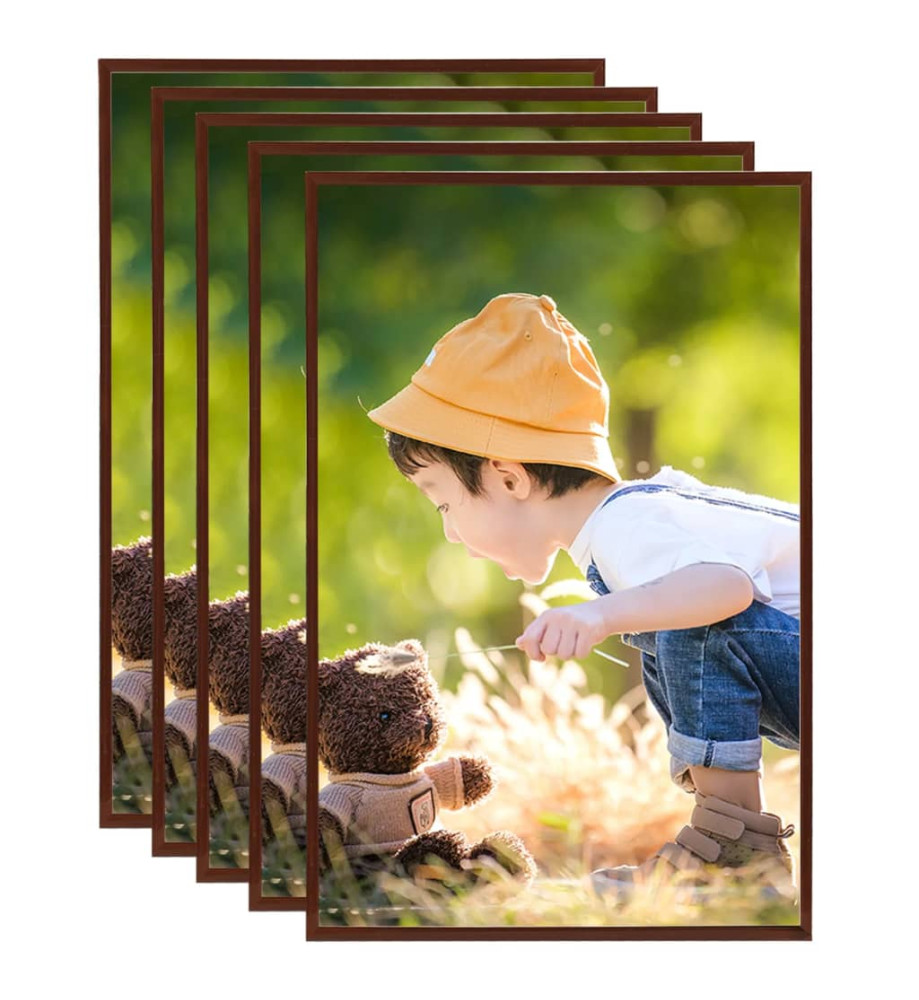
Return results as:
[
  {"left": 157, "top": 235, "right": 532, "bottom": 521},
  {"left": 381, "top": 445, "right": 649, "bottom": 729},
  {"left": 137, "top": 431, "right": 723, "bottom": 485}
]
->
[
  {"left": 111, "top": 537, "right": 153, "bottom": 588},
  {"left": 317, "top": 658, "right": 343, "bottom": 695}
]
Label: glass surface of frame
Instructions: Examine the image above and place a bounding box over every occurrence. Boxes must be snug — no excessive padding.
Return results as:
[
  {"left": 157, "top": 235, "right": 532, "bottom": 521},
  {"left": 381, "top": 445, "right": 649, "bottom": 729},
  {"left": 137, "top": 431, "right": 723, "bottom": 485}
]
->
[{"left": 305, "top": 171, "right": 810, "bottom": 940}]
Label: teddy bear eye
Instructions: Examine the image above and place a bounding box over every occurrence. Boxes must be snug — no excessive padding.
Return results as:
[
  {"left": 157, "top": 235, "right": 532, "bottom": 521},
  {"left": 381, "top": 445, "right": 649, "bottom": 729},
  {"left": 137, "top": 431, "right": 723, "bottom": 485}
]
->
[{"left": 378, "top": 711, "right": 391, "bottom": 723}]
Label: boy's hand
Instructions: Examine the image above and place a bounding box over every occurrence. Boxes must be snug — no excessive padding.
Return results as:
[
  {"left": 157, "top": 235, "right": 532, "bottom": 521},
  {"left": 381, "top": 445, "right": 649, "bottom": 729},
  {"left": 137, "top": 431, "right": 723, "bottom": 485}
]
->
[{"left": 515, "top": 601, "right": 610, "bottom": 662}]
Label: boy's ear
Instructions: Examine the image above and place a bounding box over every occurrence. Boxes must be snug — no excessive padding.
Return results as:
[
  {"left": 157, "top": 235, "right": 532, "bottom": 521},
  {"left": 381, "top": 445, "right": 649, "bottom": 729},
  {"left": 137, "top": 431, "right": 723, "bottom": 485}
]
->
[{"left": 490, "top": 460, "right": 533, "bottom": 498}]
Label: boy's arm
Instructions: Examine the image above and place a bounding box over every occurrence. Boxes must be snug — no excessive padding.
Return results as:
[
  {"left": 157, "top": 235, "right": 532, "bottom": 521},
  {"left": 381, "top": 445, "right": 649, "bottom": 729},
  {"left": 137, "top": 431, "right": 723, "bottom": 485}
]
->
[{"left": 516, "top": 563, "right": 754, "bottom": 662}]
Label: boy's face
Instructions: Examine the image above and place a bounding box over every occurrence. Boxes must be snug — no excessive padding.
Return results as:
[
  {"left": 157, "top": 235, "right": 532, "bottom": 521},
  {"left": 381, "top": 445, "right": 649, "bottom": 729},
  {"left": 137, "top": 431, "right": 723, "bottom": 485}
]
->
[{"left": 409, "top": 459, "right": 559, "bottom": 586}]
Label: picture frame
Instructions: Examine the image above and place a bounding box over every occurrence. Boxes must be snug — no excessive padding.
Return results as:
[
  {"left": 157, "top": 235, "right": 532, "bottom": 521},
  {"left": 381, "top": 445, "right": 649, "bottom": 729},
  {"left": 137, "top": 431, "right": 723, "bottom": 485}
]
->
[
  {"left": 101, "top": 58, "right": 611, "bottom": 831},
  {"left": 304, "top": 169, "right": 811, "bottom": 940},
  {"left": 238, "top": 132, "right": 753, "bottom": 905},
  {"left": 150, "top": 83, "right": 665, "bottom": 859}
]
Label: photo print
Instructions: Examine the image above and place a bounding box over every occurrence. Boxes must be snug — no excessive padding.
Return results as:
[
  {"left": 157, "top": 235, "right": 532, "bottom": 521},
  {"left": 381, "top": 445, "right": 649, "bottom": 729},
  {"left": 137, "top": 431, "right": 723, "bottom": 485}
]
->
[
  {"left": 101, "top": 57, "right": 609, "bottom": 831},
  {"left": 303, "top": 169, "right": 810, "bottom": 939}
]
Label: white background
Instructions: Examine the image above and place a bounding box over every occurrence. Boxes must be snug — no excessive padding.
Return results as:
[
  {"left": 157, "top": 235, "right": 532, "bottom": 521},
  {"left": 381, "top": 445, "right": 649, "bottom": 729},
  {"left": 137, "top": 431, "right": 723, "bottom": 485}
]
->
[{"left": 1, "top": 0, "right": 915, "bottom": 995}]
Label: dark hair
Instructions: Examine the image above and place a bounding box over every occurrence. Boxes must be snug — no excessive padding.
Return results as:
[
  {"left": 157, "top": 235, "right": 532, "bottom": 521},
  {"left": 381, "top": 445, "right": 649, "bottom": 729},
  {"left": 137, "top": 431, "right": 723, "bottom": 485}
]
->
[{"left": 384, "top": 431, "right": 610, "bottom": 499}]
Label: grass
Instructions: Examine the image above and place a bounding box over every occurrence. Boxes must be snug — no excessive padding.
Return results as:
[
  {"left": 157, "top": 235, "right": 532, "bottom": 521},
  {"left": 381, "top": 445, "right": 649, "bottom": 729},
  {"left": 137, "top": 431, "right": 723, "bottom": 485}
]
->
[
  {"left": 164, "top": 743, "right": 196, "bottom": 843},
  {"left": 111, "top": 717, "right": 153, "bottom": 815},
  {"left": 318, "top": 868, "right": 799, "bottom": 928},
  {"left": 209, "top": 769, "right": 250, "bottom": 869},
  {"left": 312, "top": 583, "right": 801, "bottom": 928}
]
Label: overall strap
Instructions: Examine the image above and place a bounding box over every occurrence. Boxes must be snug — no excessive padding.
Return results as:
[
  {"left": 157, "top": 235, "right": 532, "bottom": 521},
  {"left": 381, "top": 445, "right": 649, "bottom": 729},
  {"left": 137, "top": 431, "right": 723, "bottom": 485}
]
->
[
  {"left": 586, "top": 489, "right": 632, "bottom": 596},
  {"left": 585, "top": 482, "right": 798, "bottom": 597},
  {"left": 593, "top": 482, "right": 799, "bottom": 523}
]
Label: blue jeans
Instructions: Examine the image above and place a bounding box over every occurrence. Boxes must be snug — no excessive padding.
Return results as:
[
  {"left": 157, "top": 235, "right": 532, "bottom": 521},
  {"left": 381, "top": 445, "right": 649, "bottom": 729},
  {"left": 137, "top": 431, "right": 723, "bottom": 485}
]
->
[{"left": 620, "top": 599, "right": 800, "bottom": 791}]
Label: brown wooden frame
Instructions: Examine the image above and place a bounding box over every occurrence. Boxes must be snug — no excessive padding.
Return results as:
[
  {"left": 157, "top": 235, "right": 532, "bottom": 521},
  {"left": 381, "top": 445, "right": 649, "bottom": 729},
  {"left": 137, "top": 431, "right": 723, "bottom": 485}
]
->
[{"left": 304, "top": 169, "right": 812, "bottom": 941}]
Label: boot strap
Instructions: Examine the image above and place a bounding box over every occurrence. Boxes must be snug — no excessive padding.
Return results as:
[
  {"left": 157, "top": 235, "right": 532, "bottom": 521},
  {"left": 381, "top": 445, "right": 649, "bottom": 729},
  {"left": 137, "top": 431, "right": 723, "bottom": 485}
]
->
[
  {"left": 739, "top": 828, "right": 788, "bottom": 853},
  {"left": 657, "top": 840, "right": 706, "bottom": 871},
  {"left": 694, "top": 792, "right": 786, "bottom": 837},
  {"left": 690, "top": 806, "right": 745, "bottom": 840},
  {"left": 675, "top": 825, "right": 722, "bottom": 863},
  {"left": 691, "top": 806, "right": 796, "bottom": 855}
]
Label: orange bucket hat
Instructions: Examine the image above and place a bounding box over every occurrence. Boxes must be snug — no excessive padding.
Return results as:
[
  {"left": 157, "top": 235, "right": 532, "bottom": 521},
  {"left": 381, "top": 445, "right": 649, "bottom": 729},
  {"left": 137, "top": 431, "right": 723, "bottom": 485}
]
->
[{"left": 367, "top": 293, "right": 621, "bottom": 482}]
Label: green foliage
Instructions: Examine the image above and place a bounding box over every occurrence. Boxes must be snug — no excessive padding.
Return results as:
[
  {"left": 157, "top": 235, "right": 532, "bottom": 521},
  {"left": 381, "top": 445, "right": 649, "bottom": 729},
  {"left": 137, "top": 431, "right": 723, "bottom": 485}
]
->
[
  {"left": 311, "top": 182, "right": 799, "bottom": 676},
  {"left": 110, "top": 72, "right": 660, "bottom": 567},
  {"left": 208, "top": 770, "right": 250, "bottom": 870},
  {"left": 164, "top": 745, "right": 196, "bottom": 843},
  {"left": 109, "top": 74, "right": 799, "bottom": 696},
  {"left": 261, "top": 798, "right": 306, "bottom": 898},
  {"left": 316, "top": 864, "right": 800, "bottom": 929},
  {"left": 111, "top": 736, "right": 153, "bottom": 815}
]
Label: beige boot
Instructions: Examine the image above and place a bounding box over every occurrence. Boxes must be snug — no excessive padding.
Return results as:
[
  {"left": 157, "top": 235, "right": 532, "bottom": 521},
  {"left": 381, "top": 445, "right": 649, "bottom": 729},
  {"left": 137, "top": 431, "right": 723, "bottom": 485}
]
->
[{"left": 591, "top": 791, "right": 796, "bottom": 902}]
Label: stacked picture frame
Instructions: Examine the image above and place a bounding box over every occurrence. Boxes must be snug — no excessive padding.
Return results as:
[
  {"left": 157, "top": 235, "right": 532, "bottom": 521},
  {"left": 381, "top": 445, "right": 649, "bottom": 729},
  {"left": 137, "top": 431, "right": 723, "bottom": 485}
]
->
[{"left": 100, "top": 57, "right": 811, "bottom": 941}]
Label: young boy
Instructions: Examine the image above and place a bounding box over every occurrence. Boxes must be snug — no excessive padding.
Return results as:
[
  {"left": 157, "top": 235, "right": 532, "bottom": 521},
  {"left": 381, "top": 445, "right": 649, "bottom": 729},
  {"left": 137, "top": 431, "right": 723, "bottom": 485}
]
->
[{"left": 366, "top": 292, "right": 800, "bottom": 899}]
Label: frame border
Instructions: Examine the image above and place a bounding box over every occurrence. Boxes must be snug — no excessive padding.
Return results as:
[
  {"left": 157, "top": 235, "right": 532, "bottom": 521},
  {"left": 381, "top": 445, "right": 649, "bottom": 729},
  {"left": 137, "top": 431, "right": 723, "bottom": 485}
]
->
[{"left": 304, "top": 169, "right": 811, "bottom": 941}]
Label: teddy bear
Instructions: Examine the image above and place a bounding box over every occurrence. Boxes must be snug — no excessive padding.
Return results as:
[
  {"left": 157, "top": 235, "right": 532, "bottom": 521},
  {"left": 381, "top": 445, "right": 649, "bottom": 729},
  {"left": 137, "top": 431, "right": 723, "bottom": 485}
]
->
[
  {"left": 110, "top": 538, "right": 254, "bottom": 844},
  {"left": 205, "top": 591, "right": 251, "bottom": 868},
  {"left": 160, "top": 566, "right": 196, "bottom": 765},
  {"left": 110, "top": 538, "right": 199, "bottom": 823},
  {"left": 161, "top": 572, "right": 257, "bottom": 855},
  {"left": 111, "top": 537, "right": 154, "bottom": 767},
  {"left": 207, "top": 591, "right": 250, "bottom": 805},
  {"left": 257, "top": 618, "right": 309, "bottom": 896},
  {"left": 316, "top": 638, "right": 536, "bottom": 887},
  {"left": 110, "top": 537, "right": 156, "bottom": 813},
  {"left": 260, "top": 618, "right": 309, "bottom": 845}
]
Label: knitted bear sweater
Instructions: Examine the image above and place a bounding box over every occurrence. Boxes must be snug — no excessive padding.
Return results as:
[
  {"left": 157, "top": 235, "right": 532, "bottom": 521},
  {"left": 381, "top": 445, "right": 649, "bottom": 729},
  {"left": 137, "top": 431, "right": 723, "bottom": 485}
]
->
[{"left": 320, "top": 758, "right": 465, "bottom": 858}]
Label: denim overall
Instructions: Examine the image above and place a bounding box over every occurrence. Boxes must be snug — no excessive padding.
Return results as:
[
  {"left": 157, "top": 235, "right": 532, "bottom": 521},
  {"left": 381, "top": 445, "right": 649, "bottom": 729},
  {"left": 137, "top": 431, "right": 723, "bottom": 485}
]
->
[{"left": 586, "top": 484, "right": 801, "bottom": 790}]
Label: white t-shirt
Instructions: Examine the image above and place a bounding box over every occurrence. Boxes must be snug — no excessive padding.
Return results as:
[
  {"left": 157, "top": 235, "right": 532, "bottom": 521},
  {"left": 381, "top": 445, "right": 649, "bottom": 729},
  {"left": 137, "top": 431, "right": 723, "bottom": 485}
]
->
[{"left": 566, "top": 466, "right": 800, "bottom": 620}]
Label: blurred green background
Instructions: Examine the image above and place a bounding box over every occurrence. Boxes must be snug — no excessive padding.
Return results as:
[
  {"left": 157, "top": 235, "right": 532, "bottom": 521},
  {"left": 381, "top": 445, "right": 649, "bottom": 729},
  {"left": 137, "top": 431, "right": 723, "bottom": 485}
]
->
[
  {"left": 107, "top": 71, "right": 798, "bottom": 747},
  {"left": 314, "top": 180, "right": 800, "bottom": 706},
  {"left": 108, "top": 69, "right": 650, "bottom": 582},
  {"left": 256, "top": 144, "right": 739, "bottom": 634},
  {"left": 107, "top": 68, "right": 655, "bottom": 828}
]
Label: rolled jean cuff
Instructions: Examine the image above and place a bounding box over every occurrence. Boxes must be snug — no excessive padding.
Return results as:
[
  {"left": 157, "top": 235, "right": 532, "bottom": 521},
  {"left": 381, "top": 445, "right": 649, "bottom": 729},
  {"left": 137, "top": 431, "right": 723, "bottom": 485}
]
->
[{"left": 667, "top": 728, "right": 763, "bottom": 791}]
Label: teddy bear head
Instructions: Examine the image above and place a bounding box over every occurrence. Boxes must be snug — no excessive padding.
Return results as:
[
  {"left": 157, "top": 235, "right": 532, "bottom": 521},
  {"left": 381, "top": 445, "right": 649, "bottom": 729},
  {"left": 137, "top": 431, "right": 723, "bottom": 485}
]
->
[
  {"left": 162, "top": 567, "right": 198, "bottom": 691},
  {"left": 260, "top": 618, "right": 308, "bottom": 746},
  {"left": 208, "top": 591, "right": 249, "bottom": 717},
  {"left": 110, "top": 537, "right": 154, "bottom": 660},
  {"left": 317, "top": 639, "right": 446, "bottom": 776}
]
